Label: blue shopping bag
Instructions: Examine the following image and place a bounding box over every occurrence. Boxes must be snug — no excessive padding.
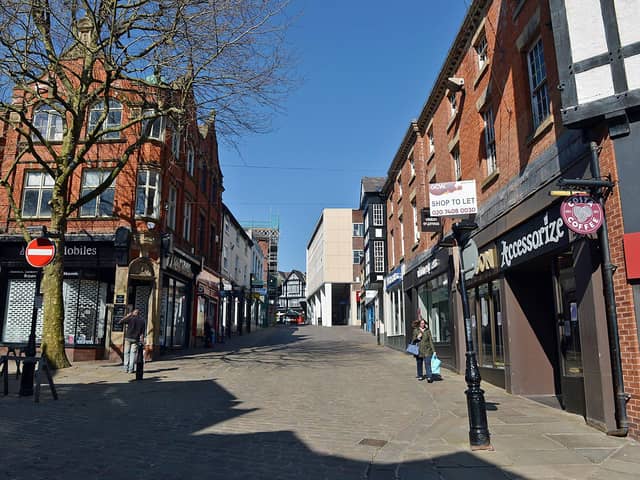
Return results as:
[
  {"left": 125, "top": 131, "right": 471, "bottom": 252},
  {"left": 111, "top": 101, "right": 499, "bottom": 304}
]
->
[
  {"left": 406, "top": 343, "right": 419, "bottom": 355},
  {"left": 431, "top": 353, "right": 442, "bottom": 375}
]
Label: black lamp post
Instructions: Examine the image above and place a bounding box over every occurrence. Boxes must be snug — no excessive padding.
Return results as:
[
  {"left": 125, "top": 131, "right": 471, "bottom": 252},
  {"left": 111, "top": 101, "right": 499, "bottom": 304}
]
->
[{"left": 445, "top": 220, "right": 492, "bottom": 450}]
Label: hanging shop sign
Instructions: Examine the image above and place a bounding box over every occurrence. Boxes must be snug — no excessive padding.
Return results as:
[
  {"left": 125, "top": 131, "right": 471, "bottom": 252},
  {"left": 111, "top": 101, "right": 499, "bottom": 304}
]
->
[
  {"left": 497, "top": 204, "right": 570, "bottom": 270},
  {"left": 560, "top": 195, "right": 603, "bottom": 235},
  {"left": 420, "top": 208, "right": 442, "bottom": 232},
  {"left": 429, "top": 180, "right": 477, "bottom": 217}
]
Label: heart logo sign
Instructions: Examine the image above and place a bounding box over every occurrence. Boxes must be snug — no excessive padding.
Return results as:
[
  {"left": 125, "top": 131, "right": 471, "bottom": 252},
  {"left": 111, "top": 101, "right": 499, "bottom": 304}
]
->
[{"left": 560, "top": 195, "right": 603, "bottom": 234}]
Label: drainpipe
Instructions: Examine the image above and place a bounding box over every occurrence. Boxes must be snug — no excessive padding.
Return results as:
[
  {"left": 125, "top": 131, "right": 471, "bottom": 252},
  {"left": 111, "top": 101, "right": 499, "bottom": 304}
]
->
[{"left": 589, "top": 140, "right": 629, "bottom": 437}]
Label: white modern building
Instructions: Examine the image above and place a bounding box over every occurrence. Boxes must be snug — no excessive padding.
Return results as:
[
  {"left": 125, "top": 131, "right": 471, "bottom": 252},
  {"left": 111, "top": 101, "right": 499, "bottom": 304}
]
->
[{"left": 306, "top": 208, "right": 363, "bottom": 327}]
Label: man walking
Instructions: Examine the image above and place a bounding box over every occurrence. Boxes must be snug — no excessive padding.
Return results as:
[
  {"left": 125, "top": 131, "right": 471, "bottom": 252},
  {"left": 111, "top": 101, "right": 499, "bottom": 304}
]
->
[{"left": 119, "top": 308, "right": 146, "bottom": 374}]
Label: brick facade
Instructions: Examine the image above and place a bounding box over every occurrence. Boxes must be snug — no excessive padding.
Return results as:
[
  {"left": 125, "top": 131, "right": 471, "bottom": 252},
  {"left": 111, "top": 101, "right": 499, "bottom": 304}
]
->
[{"left": 382, "top": 0, "right": 639, "bottom": 439}]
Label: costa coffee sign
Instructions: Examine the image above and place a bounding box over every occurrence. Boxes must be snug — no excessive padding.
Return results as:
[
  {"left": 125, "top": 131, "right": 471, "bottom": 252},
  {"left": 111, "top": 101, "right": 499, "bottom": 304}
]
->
[{"left": 560, "top": 195, "right": 603, "bottom": 235}]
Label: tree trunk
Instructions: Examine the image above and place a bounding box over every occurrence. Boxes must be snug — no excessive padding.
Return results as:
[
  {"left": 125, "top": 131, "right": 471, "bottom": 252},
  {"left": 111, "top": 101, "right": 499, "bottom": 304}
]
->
[{"left": 41, "top": 214, "right": 71, "bottom": 369}]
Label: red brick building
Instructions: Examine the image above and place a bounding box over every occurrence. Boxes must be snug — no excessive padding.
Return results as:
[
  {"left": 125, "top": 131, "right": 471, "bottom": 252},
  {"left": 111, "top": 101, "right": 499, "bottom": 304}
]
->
[
  {"left": 0, "top": 61, "right": 224, "bottom": 361},
  {"left": 382, "top": 0, "right": 639, "bottom": 438}
]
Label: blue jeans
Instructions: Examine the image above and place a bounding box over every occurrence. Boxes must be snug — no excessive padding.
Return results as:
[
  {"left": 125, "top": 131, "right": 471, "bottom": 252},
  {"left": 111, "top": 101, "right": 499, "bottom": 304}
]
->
[
  {"left": 123, "top": 338, "right": 139, "bottom": 373},
  {"left": 416, "top": 355, "right": 432, "bottom": 379}
]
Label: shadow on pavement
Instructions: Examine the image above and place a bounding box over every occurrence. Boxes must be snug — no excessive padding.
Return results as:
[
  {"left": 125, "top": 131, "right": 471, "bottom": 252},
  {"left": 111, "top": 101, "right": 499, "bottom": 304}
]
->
[{"left": 1, "top": 374, "right": 525, "bottom": 480}]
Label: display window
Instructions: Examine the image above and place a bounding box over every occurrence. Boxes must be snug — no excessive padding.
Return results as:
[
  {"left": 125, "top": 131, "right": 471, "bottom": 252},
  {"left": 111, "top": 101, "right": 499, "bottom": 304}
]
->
[
  {"left": 468, "top": 281, "right": 504, "bottom": 368},
  {"left": 417, "top": 273, "right": 451, "bottom": 344}
]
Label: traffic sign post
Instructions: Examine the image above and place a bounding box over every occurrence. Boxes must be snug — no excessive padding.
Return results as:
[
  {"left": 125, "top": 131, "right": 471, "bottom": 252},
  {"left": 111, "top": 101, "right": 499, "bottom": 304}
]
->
[
  {"left": 19, "top": 236, "right": 55, "bottom": 397},
  {"left": 25, "top": 237, "right": 56, "bottom": 268}
]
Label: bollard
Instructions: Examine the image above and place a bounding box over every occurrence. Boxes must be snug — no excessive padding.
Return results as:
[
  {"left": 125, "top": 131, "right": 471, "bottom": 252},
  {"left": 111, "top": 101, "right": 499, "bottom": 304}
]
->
[{"left": 135, "top": 342, "right": 144, "bottom": 380}]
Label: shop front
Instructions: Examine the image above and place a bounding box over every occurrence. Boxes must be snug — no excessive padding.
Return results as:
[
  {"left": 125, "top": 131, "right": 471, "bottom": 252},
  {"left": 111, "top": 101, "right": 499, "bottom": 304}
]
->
[
  {"left": 403, "top": 249, "right": 454, "bottom": 369},
  {"left": 383, "top": 264, "right": 405, "bottom": 351},
  {"left": 0, "top": 234, "right": 117, "bottom": 361},
  {"left": 464, "top": 243, "right": 505, "bottom": 388},
  {"left": 491, "top": 202, "right": 615, "bottom": 430},
  {"left": 159, "top": 248, "right": 200, "bottom": 350},
  {"left": 196, "top": 269, "right": 220, "bottom": 346}
]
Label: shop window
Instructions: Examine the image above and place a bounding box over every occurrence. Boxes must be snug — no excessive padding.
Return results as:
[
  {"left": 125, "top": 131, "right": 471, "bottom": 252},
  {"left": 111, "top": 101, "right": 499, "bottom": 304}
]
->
[
  {"left": 32, "top": 103, "right": 64, "bottom": 142},
  {"left": 2, "top": 277, "right": 107, "bottom": 345},
  {"left": 418, "top": 274, "right": 451, "bottom": 344},
  {"left": 87, "top": 99, "right": 122, "bottom": 139},
  {"left": 80, "top": 169, "right": 115, "bottom": 217},
  {"left": 468, "top": 281, "right": 504, "bottom": 369},
  {"left": 135, "top": 169, "right": 161, "bottom": 219},
  {"left": 22, "top": 170, "right": 54, "bottom": 218},
  {"left": 141, "top": 109, "right": 166, "bottom": 140}
]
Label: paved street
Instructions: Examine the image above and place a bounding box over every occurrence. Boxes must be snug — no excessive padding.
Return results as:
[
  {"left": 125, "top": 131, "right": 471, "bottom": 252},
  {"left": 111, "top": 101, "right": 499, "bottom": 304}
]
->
[{"left": 1, "top": 325, "right": 639, "bottom": 480}]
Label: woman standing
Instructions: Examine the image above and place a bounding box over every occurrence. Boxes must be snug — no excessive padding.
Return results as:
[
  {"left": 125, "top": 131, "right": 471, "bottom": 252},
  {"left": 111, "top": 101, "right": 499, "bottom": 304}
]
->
[{"left": 411, "top": 315, "right": 435, "bottom": 382}]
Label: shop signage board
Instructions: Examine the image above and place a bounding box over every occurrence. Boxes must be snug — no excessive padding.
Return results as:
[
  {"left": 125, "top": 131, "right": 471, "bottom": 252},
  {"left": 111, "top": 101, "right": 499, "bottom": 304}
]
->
[
  {"left": 497, "top": 204, "right": 570, "bottom": 270},
  {"left": 25, "top": 237, "right": 56, "bottom": 268},
  {"left": 560, "top": 195, "right": 603, "bottom": 234},
  {"left": 429, "top": 180, "right": 477, "bottom": 217}
]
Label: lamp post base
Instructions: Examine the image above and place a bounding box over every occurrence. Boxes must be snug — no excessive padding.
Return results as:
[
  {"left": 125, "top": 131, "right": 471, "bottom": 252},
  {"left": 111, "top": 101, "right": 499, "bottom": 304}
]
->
[{"left": 465, "top": 352, "right": 492, "bottom": 450}]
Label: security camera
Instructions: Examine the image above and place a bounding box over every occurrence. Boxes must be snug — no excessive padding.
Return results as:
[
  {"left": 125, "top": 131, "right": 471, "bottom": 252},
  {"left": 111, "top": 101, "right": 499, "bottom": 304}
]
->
[{"left": 446, "top": 77, "right": 465, "bottom": 91}]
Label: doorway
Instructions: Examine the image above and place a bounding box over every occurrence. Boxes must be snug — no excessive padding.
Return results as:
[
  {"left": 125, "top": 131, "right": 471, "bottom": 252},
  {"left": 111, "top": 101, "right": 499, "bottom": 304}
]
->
[{"left": 551, "top": 253, "right": 586, "bottom": 416}]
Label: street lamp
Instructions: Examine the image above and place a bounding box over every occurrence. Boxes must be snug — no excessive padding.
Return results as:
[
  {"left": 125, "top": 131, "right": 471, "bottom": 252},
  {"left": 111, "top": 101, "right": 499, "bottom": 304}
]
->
[{"left": 442, "top": 219, "right": 492, "bottom": 450}]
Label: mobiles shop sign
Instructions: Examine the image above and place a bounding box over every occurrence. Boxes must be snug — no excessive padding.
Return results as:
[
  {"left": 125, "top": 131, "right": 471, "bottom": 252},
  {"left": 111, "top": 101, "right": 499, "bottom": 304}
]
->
[
  {"left": 497, "top": 204, "right": 570, "bottom": 270},
  {"left": 429, "top": 180, "right": 477, "bottom": 217}
]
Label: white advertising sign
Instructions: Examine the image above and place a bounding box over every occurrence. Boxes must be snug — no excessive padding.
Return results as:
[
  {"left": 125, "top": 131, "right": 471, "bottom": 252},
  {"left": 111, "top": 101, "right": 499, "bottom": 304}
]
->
[{"left": 429, "top": 180, "right": 478, "bottom": 217}]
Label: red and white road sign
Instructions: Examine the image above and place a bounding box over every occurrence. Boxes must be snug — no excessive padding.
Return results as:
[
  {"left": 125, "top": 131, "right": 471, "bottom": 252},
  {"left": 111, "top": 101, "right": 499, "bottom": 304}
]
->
[{"left": 25, "top": 237, "right": 56, "bottom": 268}]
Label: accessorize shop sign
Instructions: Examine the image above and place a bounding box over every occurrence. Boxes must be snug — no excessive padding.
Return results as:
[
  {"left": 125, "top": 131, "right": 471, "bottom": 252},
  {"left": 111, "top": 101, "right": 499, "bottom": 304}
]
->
[
  {"left": 560, "top": 195, "right": 603, "bottom": 234},
  {"left": 497, "top": 204, "right": 570, "bottom": 270}
]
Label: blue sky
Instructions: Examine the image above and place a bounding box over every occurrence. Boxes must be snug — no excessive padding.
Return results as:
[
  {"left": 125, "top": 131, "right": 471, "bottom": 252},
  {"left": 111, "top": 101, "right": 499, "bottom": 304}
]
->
[{"left": 220, "top": 0, "right": 469, "bottom": 272}]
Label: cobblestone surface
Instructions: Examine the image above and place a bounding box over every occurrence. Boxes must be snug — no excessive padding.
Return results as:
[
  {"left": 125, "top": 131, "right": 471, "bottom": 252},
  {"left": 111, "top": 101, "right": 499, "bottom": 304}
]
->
[{"left": 1, "top": 325, "right": 638, "bottom": 479}]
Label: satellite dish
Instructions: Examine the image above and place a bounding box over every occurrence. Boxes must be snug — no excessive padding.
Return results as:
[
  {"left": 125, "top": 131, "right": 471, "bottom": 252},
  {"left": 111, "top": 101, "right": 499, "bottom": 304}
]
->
[{"left": 461, "top": 239, "right": 478, "bottom": 281}]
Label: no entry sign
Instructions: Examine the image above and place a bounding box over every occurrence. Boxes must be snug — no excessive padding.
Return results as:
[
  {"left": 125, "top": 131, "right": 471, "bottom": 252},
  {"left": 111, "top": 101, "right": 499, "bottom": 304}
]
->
[{"left": 25, "top": 237, "right": 56, "bottom": 268}]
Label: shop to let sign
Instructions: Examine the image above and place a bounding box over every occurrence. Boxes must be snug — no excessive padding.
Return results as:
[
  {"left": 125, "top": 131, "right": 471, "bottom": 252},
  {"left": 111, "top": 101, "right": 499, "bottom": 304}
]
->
[{"left": 429, "top": 180, "right": 477, "bottom": 217}]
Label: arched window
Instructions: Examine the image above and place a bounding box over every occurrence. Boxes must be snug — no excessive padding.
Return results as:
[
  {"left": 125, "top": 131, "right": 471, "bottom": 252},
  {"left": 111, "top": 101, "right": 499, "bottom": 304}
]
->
[
  {"left": 87, "top": 99, "right": 122, "bottom": 139},
  {"left": 32, "top": 103, "right": 64, "bottom": 142}
]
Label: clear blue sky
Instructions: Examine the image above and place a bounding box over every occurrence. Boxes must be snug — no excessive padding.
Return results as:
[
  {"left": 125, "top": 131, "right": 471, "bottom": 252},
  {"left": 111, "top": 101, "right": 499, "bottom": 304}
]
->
[{"left": 220, "top": 0, "right": 469, "bottom": 272}]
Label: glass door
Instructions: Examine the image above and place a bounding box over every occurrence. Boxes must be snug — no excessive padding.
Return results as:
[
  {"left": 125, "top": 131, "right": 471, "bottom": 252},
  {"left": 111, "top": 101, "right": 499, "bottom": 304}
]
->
[{"left": 551, "top": 253, "right": 585, "bottom": 416}]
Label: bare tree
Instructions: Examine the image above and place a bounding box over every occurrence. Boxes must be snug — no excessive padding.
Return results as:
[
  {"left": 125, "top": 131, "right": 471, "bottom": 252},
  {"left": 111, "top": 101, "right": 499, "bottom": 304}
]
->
[{"left": 0, "top": 0, "right": 295, "bottom": 368}]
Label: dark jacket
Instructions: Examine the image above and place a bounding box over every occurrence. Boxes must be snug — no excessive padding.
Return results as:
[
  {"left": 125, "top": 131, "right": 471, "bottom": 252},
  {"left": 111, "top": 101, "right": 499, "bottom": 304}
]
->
[
  {"left": 123, "top": 313, "right": 146, "bottom": 341},
  {"left": 412, "top": 327, "right": 435, "bottom": 358}
]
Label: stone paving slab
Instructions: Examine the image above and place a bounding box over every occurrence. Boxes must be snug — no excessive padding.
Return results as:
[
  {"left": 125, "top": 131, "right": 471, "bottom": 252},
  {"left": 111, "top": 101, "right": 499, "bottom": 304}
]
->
[{"left": 1, "top": 325, "right": 638, "bottom": 480}]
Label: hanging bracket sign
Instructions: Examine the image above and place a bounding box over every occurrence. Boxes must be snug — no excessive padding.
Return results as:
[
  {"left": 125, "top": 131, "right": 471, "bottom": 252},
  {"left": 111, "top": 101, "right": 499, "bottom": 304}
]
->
[
  {"left": 429, "top": 180, "right": 477, "bottom": 217},
  {"left": 560, "top": 195, "right": 603, "bottom": 234}
]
